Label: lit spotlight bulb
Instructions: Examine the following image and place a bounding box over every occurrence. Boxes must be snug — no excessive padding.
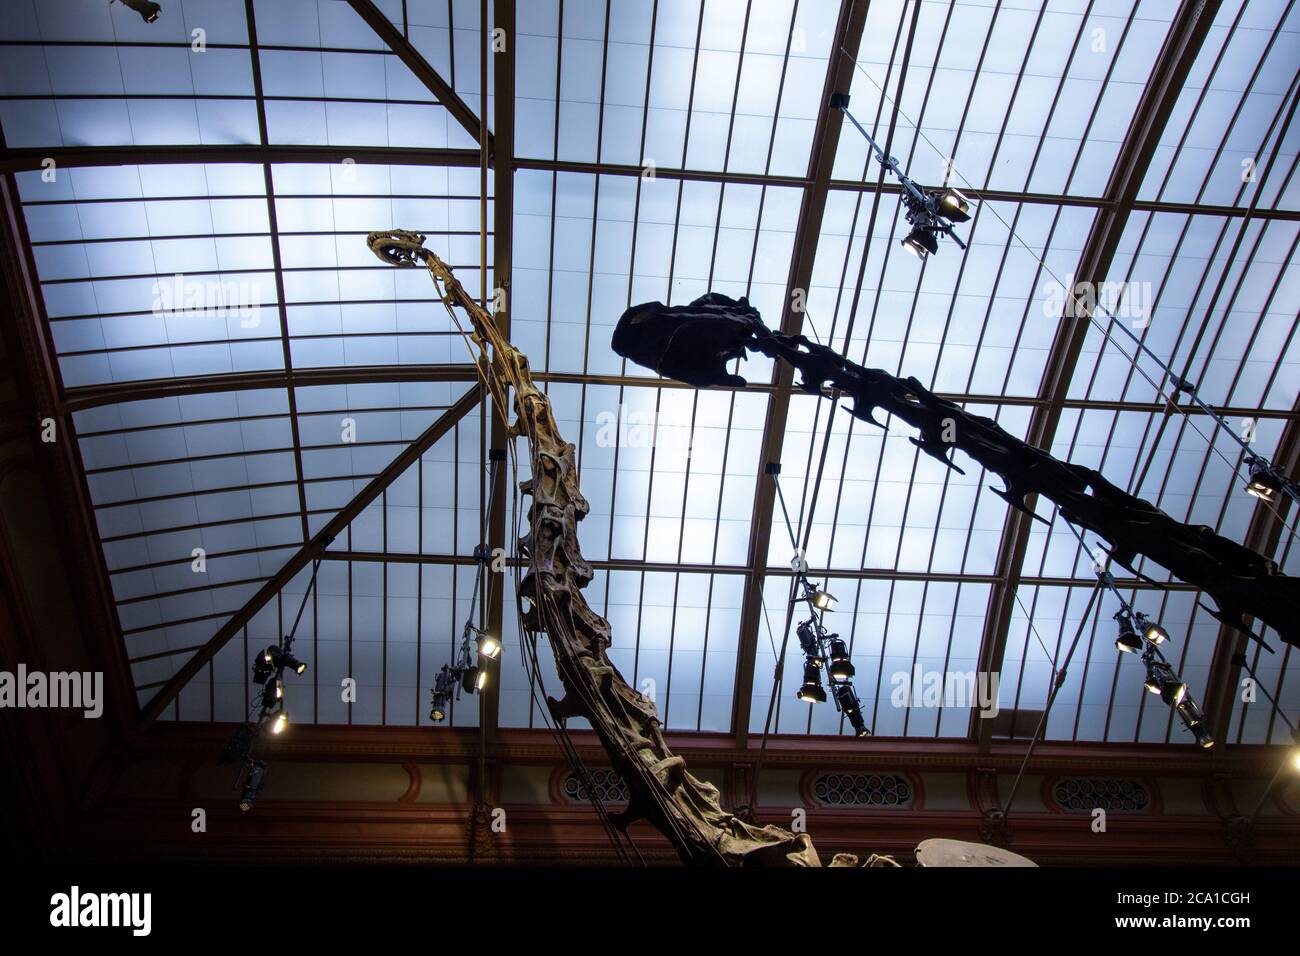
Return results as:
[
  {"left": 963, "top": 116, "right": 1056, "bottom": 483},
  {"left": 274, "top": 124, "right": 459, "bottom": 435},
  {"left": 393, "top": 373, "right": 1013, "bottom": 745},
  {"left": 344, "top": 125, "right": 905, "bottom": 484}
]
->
[
  {"left": 937, "top": 187, "right": 971, "bottom": 222},
  {"left": 810, "top": 589, "right": 837, "bottom": 612},
  {"left": 271, "top": 711, "right": 288, "bottom": 735},
  {"left": 827, "top": 638, "right": 855, "bottom": 680},
  {"left": 900, "top": 226, "right": 938, "bottom": 259},
  {"left": 478, "top": 634, "right": 501, "bottom": 660},
  {"left": 1114, "top": 616, "right": 1142, "bottom": 654},
  {"left": 461, "top": 666, "right": 484, "bottom": 694},
  {"left": 1161, "top": 681, "right": 1187, "bottom": 708},
  {"left": 797, "top": 662, "right": 826, "bottom": 704},
  {"left": 1245, "top": 458, "right": 1285, "bottom": 502},
  {"left": 238, "top": 761, "right": 265, "bottom": 812},
  {"left": 1143, "top": 622, "right": 1169, "bottom": 645}
]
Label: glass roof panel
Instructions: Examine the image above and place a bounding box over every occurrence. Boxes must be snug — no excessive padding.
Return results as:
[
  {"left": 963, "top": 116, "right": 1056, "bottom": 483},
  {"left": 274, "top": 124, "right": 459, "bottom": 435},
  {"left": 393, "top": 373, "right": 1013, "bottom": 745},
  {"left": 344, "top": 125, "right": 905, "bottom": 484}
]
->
[
  {"left": 812, "top": 189, "right": 1095, "bottom": 400},
  {"left": 1000, "top": 582, "right": 1219, "bottom": 745},
  {"left": 1140, "top": 0, "right": 1300, "bottom": 209},
  {"left": 1228, "top": 526, "right": 1299, "bottom": 746},
  {"left": 513, "top": 0, "right": 838, "bottom": 176},
  {"left": 4, "top": 0, "right": 1294, "bottom": 752},
  {"left": 764, "top": 394, "right": 1033, "bottom": 577},
  {"left": 749, "top": 571, "right": 992, "bottom": 738},
  {"left": 830, "top": 0, "right": 1175, "bottom": 198},
  {"left": 1070, "top": 211, "right": 1300, "bottom": 413}
]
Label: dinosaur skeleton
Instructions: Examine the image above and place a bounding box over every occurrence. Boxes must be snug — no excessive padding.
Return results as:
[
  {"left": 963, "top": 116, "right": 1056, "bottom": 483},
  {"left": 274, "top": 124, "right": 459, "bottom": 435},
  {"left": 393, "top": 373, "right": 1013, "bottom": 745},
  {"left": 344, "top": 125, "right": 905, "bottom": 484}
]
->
[
  {"left": 367, "top": 231, "right": 835, "bottom": 866},
  {"left": 611, "top": 293, "right": 1300, "bottom": 651}
]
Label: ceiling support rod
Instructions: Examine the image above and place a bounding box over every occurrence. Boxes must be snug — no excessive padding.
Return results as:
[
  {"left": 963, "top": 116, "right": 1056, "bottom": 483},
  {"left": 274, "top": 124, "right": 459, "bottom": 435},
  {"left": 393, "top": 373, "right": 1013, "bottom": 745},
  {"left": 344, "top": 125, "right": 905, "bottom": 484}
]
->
[{"left": 346, "top": 0, "right": 495, "bottom": 153}]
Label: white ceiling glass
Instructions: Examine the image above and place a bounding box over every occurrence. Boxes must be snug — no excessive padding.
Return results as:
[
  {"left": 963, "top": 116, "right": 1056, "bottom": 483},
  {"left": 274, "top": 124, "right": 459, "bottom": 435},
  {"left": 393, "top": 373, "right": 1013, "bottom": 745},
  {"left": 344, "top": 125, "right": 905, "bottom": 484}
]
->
[{"left": 2, "top": 0, "right": 1296, "bottom": 742}]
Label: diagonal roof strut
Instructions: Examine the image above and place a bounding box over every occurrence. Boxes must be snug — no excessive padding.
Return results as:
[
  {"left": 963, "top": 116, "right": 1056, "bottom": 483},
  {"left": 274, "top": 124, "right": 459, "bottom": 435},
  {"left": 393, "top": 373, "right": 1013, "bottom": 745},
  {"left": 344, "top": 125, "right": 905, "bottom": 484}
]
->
[
  {"left": 138, "top": 385, "right": 483, "bottom": 728},
  {"left": 346, "top": 0, "right": 495, "bottom": 154},
  {"left": 971, "top": 0, "right": 1225, "bottom": 751}
]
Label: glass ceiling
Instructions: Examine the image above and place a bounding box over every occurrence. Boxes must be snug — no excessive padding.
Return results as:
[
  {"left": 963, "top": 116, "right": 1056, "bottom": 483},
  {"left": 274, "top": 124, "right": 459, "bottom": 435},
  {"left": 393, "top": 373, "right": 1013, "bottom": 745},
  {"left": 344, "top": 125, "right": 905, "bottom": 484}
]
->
[{"left": 1, "top": 0, "right": 1297, "bottom": 750}]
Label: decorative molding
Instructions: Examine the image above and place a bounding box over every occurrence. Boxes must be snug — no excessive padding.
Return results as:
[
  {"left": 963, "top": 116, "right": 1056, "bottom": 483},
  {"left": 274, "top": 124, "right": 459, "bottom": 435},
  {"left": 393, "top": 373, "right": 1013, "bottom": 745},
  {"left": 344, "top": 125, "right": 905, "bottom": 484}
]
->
[
  {"left": 1046, "top": 776, "right": 1154, "bottom": 814},
  {"left": 803, "top": 770, "right": 920, "bottom": 810}
]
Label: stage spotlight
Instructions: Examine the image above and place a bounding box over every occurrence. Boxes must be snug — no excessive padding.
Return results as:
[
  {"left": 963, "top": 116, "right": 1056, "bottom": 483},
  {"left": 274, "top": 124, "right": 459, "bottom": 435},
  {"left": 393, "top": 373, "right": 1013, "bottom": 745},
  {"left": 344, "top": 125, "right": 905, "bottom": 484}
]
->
[
  {"left": 1176, "top": 698, "right": 1214, "bottom": 749},
  {"left": 830, "top": 94, "right": 972, "bottom": 257},
  {"left": 1143, "top": 657, "right": 1185, "bottom": 707},
  {"left": 834, "top": 684, "right": 870, "bottom": 736},
  {"left": 239, "top": 761, "right": 265, "bottom": 812},
  {"left": 827, "top": 638, "right": 855, "bottom": 680},
  {"left": 119, "top": 0, "right": 161, "bottom": 23},
  {"left": 833, "top": 682, "right": 861, "bottom": 716},
  {"left": 1115, "top": 615, "right": 1142, "bottom": 654},
  {"left": 218, "top": 722, "right": 257, "bottom": 765},
  {"left": 797, "top": 662, "right": 827, "bottom": 704},
  {"left": 429, "top": 693, "right": 448, "bottom": 723},
  {"left": 796, "top": 620, "right": 825, "bottom": 666},
  {"left": 264, "top": 676, "right": 282, "bottom": 703},
  {"left": 1139, "top": 616, "right": 1169, "bottom": 646},
  {"left": 810, "top": 588, "right": 837, "bottom": 611},
  {"left": 252, "top": 652, "right": 274, "bottom": 684},
  {"left": 1245, "top": 457, "right": 1285, "bottom": 502},
  {"left": 270, "top": 711, "right": 289, "bottom": 735},
  {"left": 935, "top": 187, "right": 972, "bottom": 222},
  {"left": 266, "top": 643, "right": 308, "bottom": 675},
  {"left": 478, "top": 633, "right": 501, "bottom": 660},
  {"left": 1160, "top": 679, "right": 1187, "bottom": 707},
  {"left": 901, "top": 226, "right": 938, "bottom": 259},
  {"left": 429, "top": 666, "right": 453, "bottom": 722},
  {"left": 461, "top": 666, "right": 486, "bottom": 694}
]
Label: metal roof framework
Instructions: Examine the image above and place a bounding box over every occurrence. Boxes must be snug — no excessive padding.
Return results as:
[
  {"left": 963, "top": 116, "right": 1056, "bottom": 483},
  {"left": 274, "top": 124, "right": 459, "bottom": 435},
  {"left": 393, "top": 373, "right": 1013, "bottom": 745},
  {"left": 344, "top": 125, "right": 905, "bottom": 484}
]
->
[{"left": 0, "top": 0, "right": 1296, "bottom": 755}]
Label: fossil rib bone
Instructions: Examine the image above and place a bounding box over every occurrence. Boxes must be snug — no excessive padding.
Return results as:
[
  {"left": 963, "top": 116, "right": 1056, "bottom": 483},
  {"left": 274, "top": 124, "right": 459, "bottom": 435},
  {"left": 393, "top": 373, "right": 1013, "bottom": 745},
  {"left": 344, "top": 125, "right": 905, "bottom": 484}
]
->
[{"left": 367, "top": 230, "right": 830, "bottom": 866}]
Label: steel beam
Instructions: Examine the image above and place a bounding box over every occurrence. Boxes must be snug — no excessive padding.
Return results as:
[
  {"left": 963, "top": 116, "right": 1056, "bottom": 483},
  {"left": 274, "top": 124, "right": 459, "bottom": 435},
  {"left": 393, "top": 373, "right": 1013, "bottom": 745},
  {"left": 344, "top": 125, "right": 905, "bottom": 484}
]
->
[
  {"left": 60, "top": 365, "right": 1300, "bottom": 419},
  {"left": 0, "top": 144, "right": 480, "bottom": 173},
  {"left": 6, "top": 152, "right": 1295, "bottom": 222},
  {"left": 972, "top": 0, "right": 1224, "bottom": 751},
  {"left": 479, "top": 0, "right": 515, "bottom": 743},
  {"left": 138, "top": 386, "right": 482, "bottom": 728},
  {"left": 321, "top": 549, "right": 1205, "bottom": 592},
  {"left": 346, "top": 0, "right": 493, "bottom": 153},
  {"left": 729, "top": 0, "right": 870, "bottom": 749},
  {"left": 0, "top": 175, "right": 137, "bottom": 735}
]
